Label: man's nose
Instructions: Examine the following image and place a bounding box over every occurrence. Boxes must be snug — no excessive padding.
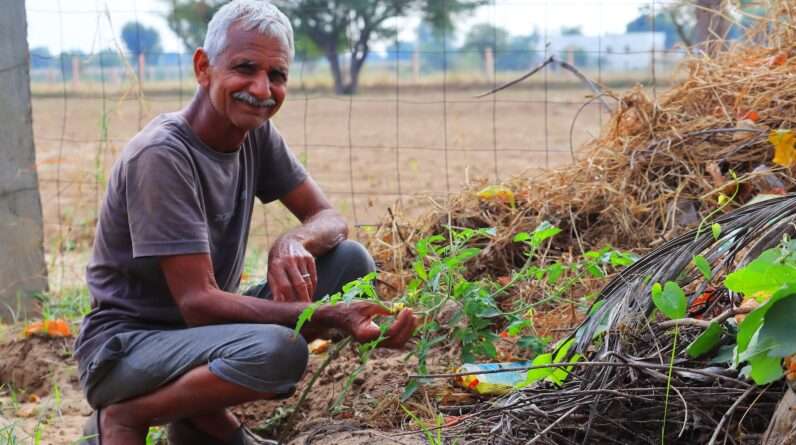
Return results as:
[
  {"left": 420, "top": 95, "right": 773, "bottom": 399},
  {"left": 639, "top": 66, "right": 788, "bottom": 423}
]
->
[{"left": 249, "top": 73, "right": 272, "bottom": 99}]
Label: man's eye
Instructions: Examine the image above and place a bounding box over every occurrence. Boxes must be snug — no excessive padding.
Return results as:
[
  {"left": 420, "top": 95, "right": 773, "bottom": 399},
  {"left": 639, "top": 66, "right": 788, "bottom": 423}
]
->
[
  {"left": 269, "top": 70, "right": 287, "bottom": 83},
  {"left": 235, "top": 64, "right": 256, "bottom": 74}
]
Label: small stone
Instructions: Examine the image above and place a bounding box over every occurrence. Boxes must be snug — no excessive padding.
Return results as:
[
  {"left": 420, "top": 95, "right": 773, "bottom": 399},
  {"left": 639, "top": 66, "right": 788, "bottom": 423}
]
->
[{"left": 15, "top": 403, "right": 37, "bottom": 418}]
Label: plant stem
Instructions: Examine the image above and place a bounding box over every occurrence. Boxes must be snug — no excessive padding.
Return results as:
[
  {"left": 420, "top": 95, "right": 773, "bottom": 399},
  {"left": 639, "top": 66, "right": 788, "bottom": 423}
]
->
[
  {"left": 660, "top": 324, "right": 678, "bottom": 444},
  {"left": 277, "top": 337, "right": 352, "bottom": 440}
]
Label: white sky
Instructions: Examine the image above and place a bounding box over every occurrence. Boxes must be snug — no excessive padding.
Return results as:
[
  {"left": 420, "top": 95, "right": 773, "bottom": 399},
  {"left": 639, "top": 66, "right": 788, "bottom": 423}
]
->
[{"left": 26, "top": 0, "right": 659, "bottom": 55}]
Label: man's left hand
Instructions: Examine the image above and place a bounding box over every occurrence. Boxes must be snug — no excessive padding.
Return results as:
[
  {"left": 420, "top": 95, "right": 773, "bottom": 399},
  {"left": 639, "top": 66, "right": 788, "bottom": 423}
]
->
[{"left": 267, "top": 235, "right": 317, "bottom": 302}]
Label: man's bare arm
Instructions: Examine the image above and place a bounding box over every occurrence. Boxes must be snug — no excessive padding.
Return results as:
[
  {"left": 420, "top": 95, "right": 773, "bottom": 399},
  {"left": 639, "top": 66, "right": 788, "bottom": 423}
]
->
[
  {"left": 279, "top": 177, "right": 348, "bottom": 255},
  {"left": 160, "top": 253, "right": 416, "bottom": 348},
  {"left": 268, "top": 177, "right": 348, "bottom": 302}
]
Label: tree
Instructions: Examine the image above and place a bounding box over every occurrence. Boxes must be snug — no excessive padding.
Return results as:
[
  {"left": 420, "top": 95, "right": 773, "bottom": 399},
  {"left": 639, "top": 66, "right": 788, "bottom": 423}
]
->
[
  {"left": 462, "top": 23, "right": 510, "bottom": 56},
  {"left": 626, "top": 10, "right": 692, "bottom": 48},
  {"left": 693, "top": 0, "right": 730, "bottom": 55},
  {"left": 121, "top": 21, "right": 163, "bottom": 65},
  {"left": 162, "top": 0, "right": 483, "bottom": 94},
  {"left": 164, "top": 0, "right": 223, "bottom": 52},
  {"left": 275, "top": 0, "right": 485, "bottom": 95}
]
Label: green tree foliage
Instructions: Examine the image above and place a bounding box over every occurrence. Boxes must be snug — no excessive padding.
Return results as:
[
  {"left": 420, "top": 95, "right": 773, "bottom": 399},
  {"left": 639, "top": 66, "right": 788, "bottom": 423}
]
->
[
  {"left": 121, "top": 21, "right": 163, "bottom": 64},
  {"left": 163, "top": 0, "right": 483, "bottom": 94},
  {"left": 164, "top": 0, "right": 223, "bottom": 52},
  {"left": 275, "top": 0, "right": 485, "bottom": 95},
  {"left": 462, "top": 23, "right": 510, "bottom": 55}
]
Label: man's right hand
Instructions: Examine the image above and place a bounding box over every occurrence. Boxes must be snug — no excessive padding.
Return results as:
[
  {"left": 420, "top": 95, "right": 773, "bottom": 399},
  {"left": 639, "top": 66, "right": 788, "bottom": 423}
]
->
[{"left": 317, "top": 301, "right": 417, "bottom": 349}]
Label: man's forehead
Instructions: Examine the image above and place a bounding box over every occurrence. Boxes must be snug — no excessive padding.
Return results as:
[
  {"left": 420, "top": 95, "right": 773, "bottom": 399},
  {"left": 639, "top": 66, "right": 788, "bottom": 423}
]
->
[{"left": 222, "top": 24, "right": 290, "bottom": 64}]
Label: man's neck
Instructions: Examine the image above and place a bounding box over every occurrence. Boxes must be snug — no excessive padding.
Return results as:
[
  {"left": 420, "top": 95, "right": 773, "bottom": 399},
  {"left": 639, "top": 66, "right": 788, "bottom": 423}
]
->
[{"left": 181, "top": 91, "right": 248, "bottom": 152}]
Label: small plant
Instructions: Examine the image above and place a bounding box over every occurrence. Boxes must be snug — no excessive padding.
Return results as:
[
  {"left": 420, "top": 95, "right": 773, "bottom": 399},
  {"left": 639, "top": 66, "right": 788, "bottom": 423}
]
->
[{"left": 651, "top": 236, "right": 796, "bottom": 385}]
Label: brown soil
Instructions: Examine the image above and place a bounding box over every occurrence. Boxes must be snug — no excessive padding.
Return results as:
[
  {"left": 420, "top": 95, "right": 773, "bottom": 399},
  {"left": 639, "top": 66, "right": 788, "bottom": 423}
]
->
[
  {"left": 235, "top": 341, "right": 471, "bottom": 443},
  {"left": 0, "top": 333, "right": 470, "bottom": 444},
  {"left": 0, "top": 334, "right": 91, "bottom": 445},
  {"left": 0, "top": 335, "right": 76, "bottom": 397}
]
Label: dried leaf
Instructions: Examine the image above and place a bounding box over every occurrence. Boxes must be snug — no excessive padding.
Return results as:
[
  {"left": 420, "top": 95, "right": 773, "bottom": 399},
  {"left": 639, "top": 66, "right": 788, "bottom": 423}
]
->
[
  {"left": 768, "top": 51, "right": 788, "bottom": 67},
  {"left": 769, "top": 129, "right": 796, "bottom": 167},
  {"left": 477, "top": 185, "right": 515, "bottom": 207}
]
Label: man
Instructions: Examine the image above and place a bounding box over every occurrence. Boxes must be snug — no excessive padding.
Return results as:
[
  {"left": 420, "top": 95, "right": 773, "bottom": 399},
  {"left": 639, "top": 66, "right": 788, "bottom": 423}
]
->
[{"left": 74, "top": 1, "right": 416, "bottom": 444}]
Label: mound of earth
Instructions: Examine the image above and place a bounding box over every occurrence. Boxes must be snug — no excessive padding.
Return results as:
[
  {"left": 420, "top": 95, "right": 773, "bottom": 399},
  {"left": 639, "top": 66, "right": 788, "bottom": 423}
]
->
[{"left": 0, "top": 335, "right": 76, "bottom": 397}]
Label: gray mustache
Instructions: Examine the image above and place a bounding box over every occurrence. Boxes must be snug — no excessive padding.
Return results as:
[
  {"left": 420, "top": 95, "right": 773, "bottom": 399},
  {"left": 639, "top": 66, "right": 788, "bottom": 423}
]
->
[{"left": 232, "top": 91, "right": 276, "bottom": 108}]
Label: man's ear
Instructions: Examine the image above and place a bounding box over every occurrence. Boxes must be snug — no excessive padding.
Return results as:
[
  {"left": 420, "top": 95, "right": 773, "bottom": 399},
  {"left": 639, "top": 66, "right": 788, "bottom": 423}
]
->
[{"left": 194, "top": 48, "right": 211, "bottom": 88}]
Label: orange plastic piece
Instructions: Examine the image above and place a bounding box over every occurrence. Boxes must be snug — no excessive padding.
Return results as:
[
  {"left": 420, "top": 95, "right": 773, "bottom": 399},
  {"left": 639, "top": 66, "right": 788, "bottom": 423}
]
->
[{"left": 23, "top": 319, "right": 72, "bottom": 338}]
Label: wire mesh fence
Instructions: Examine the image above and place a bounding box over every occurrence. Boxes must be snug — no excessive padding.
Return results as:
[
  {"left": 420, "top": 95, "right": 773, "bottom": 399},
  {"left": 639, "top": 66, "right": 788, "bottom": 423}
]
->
[{"left": 19, "top": 0, "right": 699, "bottom": 291}]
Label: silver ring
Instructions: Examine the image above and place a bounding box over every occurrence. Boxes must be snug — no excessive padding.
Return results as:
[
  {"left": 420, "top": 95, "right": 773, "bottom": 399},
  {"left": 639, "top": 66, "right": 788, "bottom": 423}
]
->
[{"left": 300, "top": 273, "right": 311, "bottom": 280}]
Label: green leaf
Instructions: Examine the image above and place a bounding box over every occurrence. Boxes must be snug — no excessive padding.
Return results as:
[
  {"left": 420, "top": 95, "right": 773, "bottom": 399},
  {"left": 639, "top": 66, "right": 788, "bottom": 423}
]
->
[
  {"left": 531, "top": 222, "right": 561, "bottom": 248},
  {"left": 413, "top": 261, "right": 427, "bottom": 281},
  {"left": 519, "top": 353, "right": 552, "bottom": 387},
  {"left": 513, "top": 232, "right": 531, "bottom": 242},
  {"left": 651, "top": 282, "right": 663, "bottom": 299},
  {"left": 400, "top": 379, "right": 420, "bottom": 402},
  {"left": 744, "top": 353, "right": 783, "bottom": 385},
  {"left": 546, "top": 263, "right": 565, "bottom": 285},
  {"left": 755, "top": 294, "right": 796, "bottom": 357},
  {"left": 725, "top": 249, "right": 796, "bottom": 298},
  {"left": 711, "top": 223, "right": 722, "bottom": 240},
  {"left": 586, "top": 264, "right": 604, "bottom": 278},
  {"left": 651, "top": 281, "right": 687, "bottom": 320},
  {"left": 294, "top": 301, "right": 322, "bottom": 335},
  {"left": 736, "top": 285, "right": 796, "bottom": 359},
  {"left": 506, "top": 319, "right": 531, "bottom": 336},
  {"left": 517, "top": 335, "right": 547, "bottom": 353},
  {"left": 686, "top": 322, "right": 722, "bottom": 358},
  {"left": 693, "top": 255, "right": 713, "bottom": 280},
  {"left": 609, "top": 251, "right": 637, "bottom": 267}
]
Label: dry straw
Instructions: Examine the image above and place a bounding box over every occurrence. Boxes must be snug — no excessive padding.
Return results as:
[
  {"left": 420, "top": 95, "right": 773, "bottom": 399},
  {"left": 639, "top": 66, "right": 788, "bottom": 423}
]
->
[{"left": 365, "top": 2, "right": 796, "bottom": 295}]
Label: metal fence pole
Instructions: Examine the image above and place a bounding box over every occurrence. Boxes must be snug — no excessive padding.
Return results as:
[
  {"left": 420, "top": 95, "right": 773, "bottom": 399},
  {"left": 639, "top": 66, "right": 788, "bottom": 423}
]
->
[{"left": 0, "top": 0, "right": 48, "bottom": 321}]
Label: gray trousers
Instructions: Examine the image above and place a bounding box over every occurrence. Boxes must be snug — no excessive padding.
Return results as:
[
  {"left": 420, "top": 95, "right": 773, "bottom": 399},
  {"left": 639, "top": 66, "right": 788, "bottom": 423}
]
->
[{"left": 84, "top": 240, "right": 375, "bottom": 409}]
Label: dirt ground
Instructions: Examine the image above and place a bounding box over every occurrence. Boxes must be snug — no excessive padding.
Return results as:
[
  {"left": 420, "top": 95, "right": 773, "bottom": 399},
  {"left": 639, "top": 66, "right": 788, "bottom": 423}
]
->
[
  {"left": 15, "top": 84, "right": 611, "bottom": 443},
  {"left": 31, "top": 85, "right": 607, "bottom": 289},
  {"left": 0, "top": 331, "right": 466, "bottom": 444}
]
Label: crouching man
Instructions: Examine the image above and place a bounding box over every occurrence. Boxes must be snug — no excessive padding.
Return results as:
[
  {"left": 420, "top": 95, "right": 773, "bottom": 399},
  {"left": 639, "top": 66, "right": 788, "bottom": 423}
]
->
[{"left": 74, "top": 1, "right": 416, "bottom": 443}]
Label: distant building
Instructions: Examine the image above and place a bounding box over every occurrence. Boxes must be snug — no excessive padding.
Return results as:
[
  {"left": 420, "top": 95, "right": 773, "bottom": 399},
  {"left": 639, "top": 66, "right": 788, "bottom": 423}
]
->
[{"left": 539, "top": 32, "right": 672, "bottom": 71}]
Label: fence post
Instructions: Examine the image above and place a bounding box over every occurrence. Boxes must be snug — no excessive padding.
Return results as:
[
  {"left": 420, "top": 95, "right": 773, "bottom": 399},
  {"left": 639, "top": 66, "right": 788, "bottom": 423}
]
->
[
  {"left": 412, "top": 48, "right": 420, "bottom": 83},
  {"left": 138, "top": 53, "right": 146, "bottom": 83},
  {"left": 71, "top": 55, "right": 81, "bottom": 88},
  {"left": 484, "top": 47, "right": 495, "bottom": 81},
  {"left": 0, "top": 0, "right": 48, "bottom": 321}
]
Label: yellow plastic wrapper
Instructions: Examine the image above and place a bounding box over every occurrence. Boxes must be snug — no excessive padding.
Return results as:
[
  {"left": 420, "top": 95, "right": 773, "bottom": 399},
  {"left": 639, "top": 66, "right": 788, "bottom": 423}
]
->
[{"left": 457, "top": 362, "right": 529, "bottom": 396}]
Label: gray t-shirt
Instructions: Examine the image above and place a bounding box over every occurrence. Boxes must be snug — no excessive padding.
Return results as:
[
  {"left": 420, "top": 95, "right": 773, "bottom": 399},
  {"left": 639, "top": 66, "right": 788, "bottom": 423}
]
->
[{"left": 74, "top": 113, "right": 307, "bottom": 371}]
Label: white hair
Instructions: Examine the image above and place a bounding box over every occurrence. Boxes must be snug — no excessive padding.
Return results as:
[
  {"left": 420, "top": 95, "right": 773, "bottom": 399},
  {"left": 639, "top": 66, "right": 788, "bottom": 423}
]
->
[{"left": 203, "top": 0, "right": 294, "bottom": 64}]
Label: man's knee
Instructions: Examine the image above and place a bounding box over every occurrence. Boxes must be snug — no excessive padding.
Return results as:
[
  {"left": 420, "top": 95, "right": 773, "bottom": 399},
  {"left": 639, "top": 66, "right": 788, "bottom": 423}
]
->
[
  {"left": 329, "top": 240, "right": 376, "bottom": 279},
  {"left": 209, "top": 325, "right": 308, "bottom": 395}
]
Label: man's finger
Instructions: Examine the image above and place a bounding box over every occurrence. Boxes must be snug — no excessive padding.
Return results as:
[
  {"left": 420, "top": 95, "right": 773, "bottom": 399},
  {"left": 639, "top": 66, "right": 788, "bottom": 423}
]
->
[
  {"left": 381, "top": 309, "right": 416, "bottom": 349},
  {"left": 305, "top": 258, "right": 318, "bottom": 298},
  {"left": 269, "top": 267, "right": 292, "bottom": 302},
  {"left": 361, "top": 302, "right": 391, "bottom": 317},
  {"left": 286, "top": 266, "right": 312, "bottom": 302}
]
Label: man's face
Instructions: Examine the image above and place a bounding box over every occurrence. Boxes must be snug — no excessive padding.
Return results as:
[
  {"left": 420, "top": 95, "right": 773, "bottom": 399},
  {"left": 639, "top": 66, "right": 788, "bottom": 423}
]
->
[{"left": 198, "top": 24, "right": 289, "bottom": 131}]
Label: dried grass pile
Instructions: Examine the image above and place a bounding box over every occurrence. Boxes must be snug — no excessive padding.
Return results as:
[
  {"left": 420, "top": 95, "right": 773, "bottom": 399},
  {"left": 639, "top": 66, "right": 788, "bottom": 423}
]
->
[
  {"left": 365, "top": 3, "right": 796, "bottom": 293},
  {"left": 441, "top": 192, "right": 796, "bottom": 444}
]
